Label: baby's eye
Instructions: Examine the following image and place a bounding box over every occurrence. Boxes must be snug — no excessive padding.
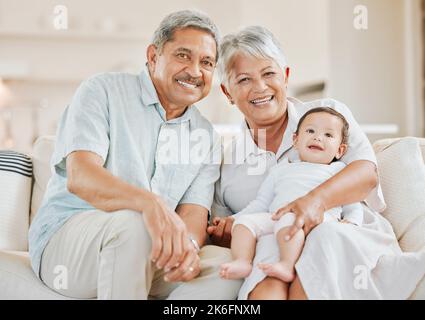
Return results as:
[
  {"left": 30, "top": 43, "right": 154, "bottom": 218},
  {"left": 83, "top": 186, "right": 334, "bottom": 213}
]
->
[
  {"left": 325, "top": 133, "right": 333, "bottom": 138},
  {"left": 306, "top": 129, "right": 314, "bottom": 134}
]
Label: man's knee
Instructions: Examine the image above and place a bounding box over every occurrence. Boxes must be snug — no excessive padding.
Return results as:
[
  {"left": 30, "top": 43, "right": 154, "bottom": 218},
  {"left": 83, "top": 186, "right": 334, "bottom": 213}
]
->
[
  {"left": 200, "top": 245, "right": 232, "bottom": 265},
  {"left": 104, "top": 210, "right": 151, "bottom": 252}
]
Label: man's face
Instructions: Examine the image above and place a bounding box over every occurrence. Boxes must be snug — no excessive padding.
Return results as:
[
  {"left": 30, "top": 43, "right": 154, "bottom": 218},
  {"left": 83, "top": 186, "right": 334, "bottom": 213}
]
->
[{"left": 147, "top": 27, "right": 217, "bottom": 114}]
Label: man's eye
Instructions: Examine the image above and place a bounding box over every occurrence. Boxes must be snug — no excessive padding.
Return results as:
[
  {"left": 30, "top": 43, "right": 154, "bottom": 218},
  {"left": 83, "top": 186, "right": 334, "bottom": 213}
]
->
[{"left": 177, "top": 53, "right": 189, "bottom": 59}]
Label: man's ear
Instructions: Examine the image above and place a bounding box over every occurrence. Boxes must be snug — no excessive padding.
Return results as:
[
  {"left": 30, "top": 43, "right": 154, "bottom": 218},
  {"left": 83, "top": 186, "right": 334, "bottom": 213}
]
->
[
  {"left": 146, "top": 44, "right": 158, "bottom": 70},
  {"left": 335, "top": 143, "right": 348, "bottom": 160},
  {"left": 220, "top": 84, "right": 234, "bottom": 105}
]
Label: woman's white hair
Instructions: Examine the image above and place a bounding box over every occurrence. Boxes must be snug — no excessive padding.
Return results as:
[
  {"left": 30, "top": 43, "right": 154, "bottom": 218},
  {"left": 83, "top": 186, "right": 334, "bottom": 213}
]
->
[
  {"left": 218, "top": 26, "right": 288, "bottom": 85},
  {"left": 151, "top": 10, "right": 221, "bottom": 61}
]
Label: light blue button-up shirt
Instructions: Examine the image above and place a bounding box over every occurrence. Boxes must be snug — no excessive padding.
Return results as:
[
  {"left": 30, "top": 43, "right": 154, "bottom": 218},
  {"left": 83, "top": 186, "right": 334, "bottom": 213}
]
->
[{"left": 29, "top": 66, "right": 221, "bottom": 276}]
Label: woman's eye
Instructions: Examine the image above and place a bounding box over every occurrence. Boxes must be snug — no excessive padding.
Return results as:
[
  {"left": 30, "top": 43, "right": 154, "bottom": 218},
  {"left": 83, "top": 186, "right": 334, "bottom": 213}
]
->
[
  {"left": 264, "top": 72, "right": 276, "bottom": 77},
  {"left": 202, "top": 60, "right": 214, "bottom": 68},
  {"left": 238, "top": 78, "right": 249, "bottom": 84}
]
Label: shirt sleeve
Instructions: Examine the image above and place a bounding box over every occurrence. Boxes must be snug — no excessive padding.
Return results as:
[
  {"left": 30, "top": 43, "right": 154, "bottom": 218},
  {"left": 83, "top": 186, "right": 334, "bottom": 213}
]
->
[
  {"left": 211, "top": 169, "right": 234, "bottom": 219},
  {"left": 51, "top": 75, "right": 110, "bottom": 177},
  {"left": 318, "top": 99, "right": 386, "bottom": 213},
  {"left": 233, "top": 170, "right": 276, "bottom": 219},
  {"left": 179, "top": 134, "right": 221, "bottom": 211}
]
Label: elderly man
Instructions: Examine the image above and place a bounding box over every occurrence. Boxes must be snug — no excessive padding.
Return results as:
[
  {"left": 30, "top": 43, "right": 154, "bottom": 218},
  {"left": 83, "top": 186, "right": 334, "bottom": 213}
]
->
[{"left": 28, "top": 10, "right": 241, "bottom": 300}]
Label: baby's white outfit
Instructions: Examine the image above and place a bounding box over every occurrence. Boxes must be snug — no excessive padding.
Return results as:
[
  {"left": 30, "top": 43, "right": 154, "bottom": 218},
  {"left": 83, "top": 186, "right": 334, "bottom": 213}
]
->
[{"left": 232, "top": 159, "right": 363, "bottom": 238}]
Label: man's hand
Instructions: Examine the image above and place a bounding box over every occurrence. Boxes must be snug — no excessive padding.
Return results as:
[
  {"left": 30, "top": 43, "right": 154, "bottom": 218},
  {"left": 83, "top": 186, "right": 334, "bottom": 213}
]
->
[
  {"left": 272, "top": 192, "right": 326, "bottom": 240},
  {"left": 162, "top": 238, "right": 201, "bottom": 282},
  {"left": 206, "top": 216, "right": 234, "bottom": 248},
  {"left": 141, "top": 193, "right": 191, "bottom": 271}
]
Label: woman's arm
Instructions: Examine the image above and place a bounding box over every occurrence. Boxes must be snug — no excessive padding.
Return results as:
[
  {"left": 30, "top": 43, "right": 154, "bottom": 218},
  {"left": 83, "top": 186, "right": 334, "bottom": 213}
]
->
[{"left": 275, "top": 160, "right": 377, "bottom": 239}]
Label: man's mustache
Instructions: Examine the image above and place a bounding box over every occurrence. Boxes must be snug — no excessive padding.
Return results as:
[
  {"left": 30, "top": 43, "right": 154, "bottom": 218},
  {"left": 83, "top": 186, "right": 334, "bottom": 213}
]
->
[{"left": 175, "top": 74, "right": 204, "bottom": 87}]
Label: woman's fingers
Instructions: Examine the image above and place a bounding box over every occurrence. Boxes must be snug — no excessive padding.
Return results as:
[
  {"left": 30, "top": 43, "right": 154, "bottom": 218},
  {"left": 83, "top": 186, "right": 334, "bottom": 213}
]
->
[
  {"left": 221, "top": 218, "right": 234, "bottom": 248},
  {"left": 213, "top": 219, "right": 226, "bottom": 240},
  {"left": 206, "top": 217, "right": 222, "bottom": 236},
  {"left": 212, "top": 217, "right": 222, "bottom": 225},
  {"left": 286, "top": 215, "right": 305, "bottom": 241},
  {"left": 272, "top": 204, "right": 291, "bottom": 220}
]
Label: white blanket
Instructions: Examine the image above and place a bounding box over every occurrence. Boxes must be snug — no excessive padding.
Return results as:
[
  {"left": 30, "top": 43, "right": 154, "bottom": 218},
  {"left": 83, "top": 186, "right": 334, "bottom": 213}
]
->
[{"left": 238, "top": 204, "right": 425, "bottom": 299}]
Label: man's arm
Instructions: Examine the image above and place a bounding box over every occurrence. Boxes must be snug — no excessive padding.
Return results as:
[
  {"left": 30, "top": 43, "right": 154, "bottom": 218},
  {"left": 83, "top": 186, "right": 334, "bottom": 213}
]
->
[
  {"left": 67, "top": 151, "right": 153, "bottom": 213},
  {"left": 275, "top": 160, "right": 377, "bottom": 238},
  {"left": 176, "top": 203, "right": 209, "bottom": 246},
  {"left": 66, "top": 150, "right": 191, "bottom": 269}
]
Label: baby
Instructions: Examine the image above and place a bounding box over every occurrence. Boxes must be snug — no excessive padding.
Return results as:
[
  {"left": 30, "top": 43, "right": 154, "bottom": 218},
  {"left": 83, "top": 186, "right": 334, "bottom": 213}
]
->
[{"left": 218, "top": 107, "right": 363, "bottom": 282}]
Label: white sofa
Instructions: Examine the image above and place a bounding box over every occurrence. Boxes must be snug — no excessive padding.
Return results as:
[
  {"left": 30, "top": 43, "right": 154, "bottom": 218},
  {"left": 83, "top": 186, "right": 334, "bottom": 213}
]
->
[{"left": 0, "top": 135, "right": 424, "bottom": 300}]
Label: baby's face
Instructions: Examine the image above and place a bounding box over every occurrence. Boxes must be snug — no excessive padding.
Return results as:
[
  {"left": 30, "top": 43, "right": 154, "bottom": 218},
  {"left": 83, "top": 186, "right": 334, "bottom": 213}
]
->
[{"left": 293, "top": 112, "right": 347, "bottom": 164}]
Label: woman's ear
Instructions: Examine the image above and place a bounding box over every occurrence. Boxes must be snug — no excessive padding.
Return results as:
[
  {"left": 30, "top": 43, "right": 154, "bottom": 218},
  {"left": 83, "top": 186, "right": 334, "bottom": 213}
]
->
[
  {"left": 220, "top": 84, "right": 234, "bottom": 105},
  {"left": 335, "top": 143, "right": 348, "bottom": 160},
  {"left": 284, "top": 67, "right": 290, "bottom": 87},
  {"left": 146, "top": 44, "right": 158, "bottom": 71}
]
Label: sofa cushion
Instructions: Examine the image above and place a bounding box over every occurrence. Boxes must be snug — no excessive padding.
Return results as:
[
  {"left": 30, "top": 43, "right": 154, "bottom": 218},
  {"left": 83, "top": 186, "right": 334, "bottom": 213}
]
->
[
  {"left": 30, "top": 136, "right": 55, "bottom": 223},
  {"left": 0, "top": 250, "right": 71, "bottom": 299},
  {"left": 0, "top": 151, "right": 32, "bottom": 251},
  {"left": 373, "top": 137, "right": 425, "bottom": 251},
  {"left": 373, "top": 137, "right": 425, "bottom": 300}
]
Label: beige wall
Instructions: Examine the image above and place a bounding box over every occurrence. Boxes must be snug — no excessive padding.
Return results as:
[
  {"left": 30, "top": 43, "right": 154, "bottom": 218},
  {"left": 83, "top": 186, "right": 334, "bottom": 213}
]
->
[
  {"left": 0, "top": 0, "right": 422, "bottom": 152},
  {"left": 0, "top": 0, "right": 331, "bottom": 152},
  {"left": 327, "top": 0, "right": 423, "bottom": 141}
]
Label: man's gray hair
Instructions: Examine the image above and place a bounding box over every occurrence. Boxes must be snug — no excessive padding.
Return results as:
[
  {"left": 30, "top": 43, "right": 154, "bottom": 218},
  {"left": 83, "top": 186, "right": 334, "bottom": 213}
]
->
[
  {"left": 218, "top": 26, "right": 288, "bottom": 85},
  {"left": 152, "top": 10, "right": 220, "bottom": 61}
]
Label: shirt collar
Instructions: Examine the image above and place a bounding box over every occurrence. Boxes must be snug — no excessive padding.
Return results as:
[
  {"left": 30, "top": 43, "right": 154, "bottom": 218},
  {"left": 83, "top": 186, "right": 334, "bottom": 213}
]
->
[
  {"left": 139, "top": 64, "right": 160, "bottom": 107},
  {"left": 139, "top": 63, "right": 195, "bottom": 124},
  {"left": 233, "top": 97, "right": 302, "bottom": 162}
]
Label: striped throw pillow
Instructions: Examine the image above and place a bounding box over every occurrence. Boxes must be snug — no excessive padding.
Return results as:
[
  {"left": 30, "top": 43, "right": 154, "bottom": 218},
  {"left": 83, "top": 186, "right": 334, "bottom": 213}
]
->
[{"left": 0, "top": 151, "right": 32, "bottom": 251}]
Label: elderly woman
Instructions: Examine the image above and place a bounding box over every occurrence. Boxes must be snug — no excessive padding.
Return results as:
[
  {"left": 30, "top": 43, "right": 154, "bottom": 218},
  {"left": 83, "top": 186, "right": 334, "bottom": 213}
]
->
[{"left": 208, "top": 26, "right": 425, "bottom": 300}]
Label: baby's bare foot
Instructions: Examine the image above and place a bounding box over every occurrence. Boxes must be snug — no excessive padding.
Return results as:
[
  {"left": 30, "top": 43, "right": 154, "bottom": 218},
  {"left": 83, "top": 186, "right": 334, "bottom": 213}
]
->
[
  {"left": 220, "top": 260, "right": 253, "bottom": 279},
  {"left": 258, "top": 261, "right": 295, "bottom": 282}
]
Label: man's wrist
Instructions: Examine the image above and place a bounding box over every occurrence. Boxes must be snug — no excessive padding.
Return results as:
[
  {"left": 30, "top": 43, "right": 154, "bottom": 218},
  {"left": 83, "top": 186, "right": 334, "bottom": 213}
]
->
[
  {"left": 188, "top": 235, "right": 201, "bottom": 253},
  {"left": 137, "top": 189, "right": 157, "bottom": 213}
]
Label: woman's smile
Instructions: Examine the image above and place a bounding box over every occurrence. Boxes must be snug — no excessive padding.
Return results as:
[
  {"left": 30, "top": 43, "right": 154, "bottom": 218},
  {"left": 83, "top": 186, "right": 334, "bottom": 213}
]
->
[{"left": 250, "top": 95, "right": 275, "bottom": 106}]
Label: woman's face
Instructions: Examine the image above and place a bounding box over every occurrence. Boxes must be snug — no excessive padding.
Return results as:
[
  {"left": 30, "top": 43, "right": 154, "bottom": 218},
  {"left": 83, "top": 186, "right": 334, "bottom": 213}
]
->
[{"left": 222, "top": 53, "right": 289, "bottom": 127}]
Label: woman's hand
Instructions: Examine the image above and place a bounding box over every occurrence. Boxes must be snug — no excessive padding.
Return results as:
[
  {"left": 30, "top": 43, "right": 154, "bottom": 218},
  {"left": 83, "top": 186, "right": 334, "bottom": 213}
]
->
[
  {"left": 206, "top": 216, "right": 235, "bottom": 248},
  {"left": 272, "top": 191, "right": 326, "bottom": 240}
]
